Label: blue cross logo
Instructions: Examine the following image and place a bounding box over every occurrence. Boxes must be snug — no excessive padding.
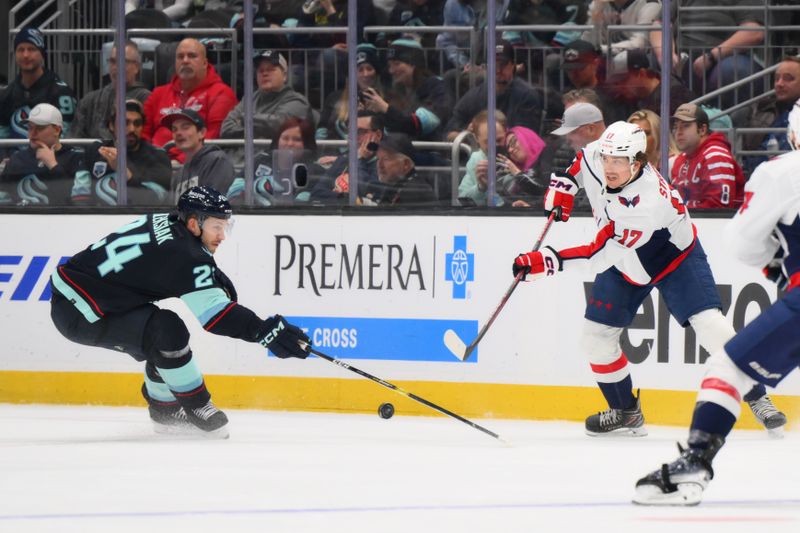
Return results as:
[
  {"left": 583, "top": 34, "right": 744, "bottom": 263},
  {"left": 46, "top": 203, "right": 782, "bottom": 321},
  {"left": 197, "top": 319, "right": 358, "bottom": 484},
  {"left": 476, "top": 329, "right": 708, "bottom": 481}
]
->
[{"left": 445, "top": 235, "right": 474, "bottom": 299}]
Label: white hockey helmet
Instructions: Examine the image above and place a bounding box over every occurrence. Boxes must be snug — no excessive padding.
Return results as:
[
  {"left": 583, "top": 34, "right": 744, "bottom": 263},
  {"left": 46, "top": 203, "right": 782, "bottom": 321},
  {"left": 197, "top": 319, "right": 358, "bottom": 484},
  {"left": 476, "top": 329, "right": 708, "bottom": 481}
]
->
[
  {"left": 788, "top": 98, "right": 800, "bottom": 151},
  {"left": 598, "top": 121, "right": 647, "bottom": 164}
]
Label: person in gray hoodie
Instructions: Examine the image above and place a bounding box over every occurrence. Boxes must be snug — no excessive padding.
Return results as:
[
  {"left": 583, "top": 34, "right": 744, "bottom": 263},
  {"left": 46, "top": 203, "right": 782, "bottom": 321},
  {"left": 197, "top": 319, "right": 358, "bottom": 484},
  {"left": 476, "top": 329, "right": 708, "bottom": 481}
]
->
[
  {"left": 221, "top": 49, "right": 313, "bottom": 143},
  {"left": 164, "top": 108, "right": 235, "bottom": 202}
]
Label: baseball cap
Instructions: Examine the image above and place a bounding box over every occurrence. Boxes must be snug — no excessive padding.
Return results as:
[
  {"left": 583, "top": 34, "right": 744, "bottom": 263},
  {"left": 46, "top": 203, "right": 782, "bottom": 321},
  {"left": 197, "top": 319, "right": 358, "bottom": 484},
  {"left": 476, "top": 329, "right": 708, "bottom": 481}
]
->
[
  {"left": 25, "top": 103, "right": 63, "bottom": 127},
  {"left": 672, "top": 103, "right": 710, "bottom": 126},
  {"left": 495, "top": 40, "right": 515, "bottom": 64},
  {"left": 607, "top": 49, "right": 650, "bottom": 78},
  {"left": 561, "top": 40, "right": 599, "bottom": 70},
  {"left": 379, "top": 133, "right": 416, "bottom": 161},
  {"left": 551, "top": 103, "right": 604, "bottom": 136},
  {"left": 160, "top": 108, "right": 206, "bottom": 130},
  {"left": 14, "top": 27, "right": 46, "bottom": 54},
  {"left": 254, "top": 49, "right": 288, "bottom": 71}
]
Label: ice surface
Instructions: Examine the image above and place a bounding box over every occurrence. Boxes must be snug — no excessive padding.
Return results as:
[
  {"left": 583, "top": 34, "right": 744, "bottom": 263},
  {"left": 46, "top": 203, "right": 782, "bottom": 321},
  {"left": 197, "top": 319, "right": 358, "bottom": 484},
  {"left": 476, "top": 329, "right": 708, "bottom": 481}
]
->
[{"left": 1, "top": 404, "right": 798, "bottom": 533}]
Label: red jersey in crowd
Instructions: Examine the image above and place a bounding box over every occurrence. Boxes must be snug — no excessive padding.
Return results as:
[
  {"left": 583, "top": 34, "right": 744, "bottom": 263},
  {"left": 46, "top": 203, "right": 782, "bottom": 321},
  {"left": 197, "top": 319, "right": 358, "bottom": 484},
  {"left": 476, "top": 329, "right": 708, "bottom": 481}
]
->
[{"left": 671, "top": 132, "right": 745, "bottom": 209}]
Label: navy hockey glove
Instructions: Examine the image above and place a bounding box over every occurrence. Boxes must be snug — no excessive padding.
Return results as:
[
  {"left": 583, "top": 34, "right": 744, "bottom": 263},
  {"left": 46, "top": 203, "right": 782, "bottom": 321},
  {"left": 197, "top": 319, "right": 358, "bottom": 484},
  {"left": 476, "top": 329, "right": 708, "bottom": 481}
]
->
[
  {"left": 214, "top": 269, "right": 238, "bottom": 301},
  {"left": 259, "top": 315, "right": 311, "bottom": 359}
]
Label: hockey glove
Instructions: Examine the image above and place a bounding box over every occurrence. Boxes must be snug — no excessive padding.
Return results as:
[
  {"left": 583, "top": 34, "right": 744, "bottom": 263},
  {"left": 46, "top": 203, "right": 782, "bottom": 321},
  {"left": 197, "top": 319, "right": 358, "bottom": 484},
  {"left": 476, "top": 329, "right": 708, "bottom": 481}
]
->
[
  {"left": 259, "top": 315, "right": 311, "bottom": 359},
  {"left": 214, "top": 269, "right": 238, "bottom": 301},
  {"left": 513, "top": 246, "right": 562, "bottom": 281},
  {"left": 544, "top": 172, "right": 579, "bottom": 221}
]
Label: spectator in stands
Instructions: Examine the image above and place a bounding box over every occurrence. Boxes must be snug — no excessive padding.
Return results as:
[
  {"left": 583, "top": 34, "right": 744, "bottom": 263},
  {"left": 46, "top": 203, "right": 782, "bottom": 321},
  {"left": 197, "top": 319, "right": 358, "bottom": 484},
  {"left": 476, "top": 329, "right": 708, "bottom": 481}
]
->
[
  {"left": 309, "top": 112, "right": 384, "bottom": 203},
  {"left": 671, "top": 103, "right": 744, "bottom": 209},
  {"left": 71, "top": 40, "right": 151, "bottom": 141},
  {"left": 651, "top": 1, "right": 765, "bottom": 109},
  {"left": 86, "top": 99, "right": 172, "bottom": 206},
  {"left": 385, "top": 0, "right": 445, "bottom": 49},
  {"left": 496, "top": 125, "right": 548, "bottom": 206},
  {"left": 581, "top": 0, "right": 661, "bottom": 56},
  {"left": 229, "top": 117, "right": 323, "bottom": 206},
  {"left": 457, "top": 110, "right": 508, "bottom": 206},
  {"left": 316, "top": 43, "right": 386, "bottom": 142},
  {"left": 556, "top": 40, "right": 619, "bottom": 120},
  {"left": 552, "top": 101, "right": 606, "bottom": 152},
  {"left": 0, "top": 27, "right": 78, "bottom": 152},
  {"left": 627, "top": 108, "right": 679, "bottom": 176},
  {"left": 0, "top": 103, "right": 89, "bottom": 206},
  {"left": 360, "top": 38, "right": 450, "bottom": 141},
  {"left": 446, "top": 41, "right": 543, "bottom": 140},
  {"left": 143, "top": 38, "right": 237, "bottom": 163},
  {"left": 362, "top": 132, "right": 437, "bottom": 206},
  {"left": 605, "top": 49, "right": 693, "bottom": 120},
  {"left": 436, "top": 0, "right": 508, "bottom": 71},
  {"left": 743, "top": 57, "right": 800, "bottom": 172},
  {"left": 163, "top": 108, "right": 235, "bottom": 201},
  {"left": 221, "top": 50, "right": 311, "bottom": 155}
]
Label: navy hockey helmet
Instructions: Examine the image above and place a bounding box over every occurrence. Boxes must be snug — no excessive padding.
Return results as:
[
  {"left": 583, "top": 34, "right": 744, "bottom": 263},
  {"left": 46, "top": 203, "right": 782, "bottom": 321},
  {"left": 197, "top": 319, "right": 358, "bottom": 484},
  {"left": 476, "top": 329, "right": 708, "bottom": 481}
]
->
[{"left": 177, "top": 186, "right": 232, "bottom": 223}]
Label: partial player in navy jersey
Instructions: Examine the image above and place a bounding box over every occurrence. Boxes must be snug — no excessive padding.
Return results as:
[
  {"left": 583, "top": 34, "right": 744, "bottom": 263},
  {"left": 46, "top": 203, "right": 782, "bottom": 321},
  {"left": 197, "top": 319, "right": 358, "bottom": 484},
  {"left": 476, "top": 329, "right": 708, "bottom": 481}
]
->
[
  {"left": 50, "top": 186, "right": 311, "bottom": 438},
  {"left": 515, "top": 121, "right": 785, "bottom": 436},
  {"left": 633, "top": 100, "right": 800, "bottom": 506}
]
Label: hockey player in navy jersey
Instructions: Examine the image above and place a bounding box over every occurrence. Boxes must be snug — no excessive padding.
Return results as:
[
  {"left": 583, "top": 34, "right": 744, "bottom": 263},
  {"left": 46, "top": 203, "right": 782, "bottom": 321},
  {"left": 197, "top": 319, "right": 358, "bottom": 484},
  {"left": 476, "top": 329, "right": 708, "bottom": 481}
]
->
[
  {"left": 633, "top": 101, "right": 800, "bottom": 505},
  {"left": 513, "top": 121, "right": 785, "bottom": 436},
  {"left": 49, "top": 186, "right": 311, "bottom": 438}
]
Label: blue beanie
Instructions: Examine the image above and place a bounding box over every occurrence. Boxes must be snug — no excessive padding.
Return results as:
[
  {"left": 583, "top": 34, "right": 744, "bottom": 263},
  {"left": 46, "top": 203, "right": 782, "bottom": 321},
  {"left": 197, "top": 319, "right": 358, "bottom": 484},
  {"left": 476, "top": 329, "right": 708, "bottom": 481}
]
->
[{"left": 14, "top": 27, "right": 46, "bottom": 54}]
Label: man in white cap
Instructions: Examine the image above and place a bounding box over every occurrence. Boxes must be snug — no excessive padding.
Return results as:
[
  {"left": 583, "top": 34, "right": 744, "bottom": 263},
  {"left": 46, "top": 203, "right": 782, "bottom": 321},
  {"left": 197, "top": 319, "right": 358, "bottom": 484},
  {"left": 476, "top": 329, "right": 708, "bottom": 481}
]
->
[
  {"left": 551, "top": 102, "right": 606, "bottom": 152},
  {"left": 0, "top": 103, "right": 90, "bottom": 205}
]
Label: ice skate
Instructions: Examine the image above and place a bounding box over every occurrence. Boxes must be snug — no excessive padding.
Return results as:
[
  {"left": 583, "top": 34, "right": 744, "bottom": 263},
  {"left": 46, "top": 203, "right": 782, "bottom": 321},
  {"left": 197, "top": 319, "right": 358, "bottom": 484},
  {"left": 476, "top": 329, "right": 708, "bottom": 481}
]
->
[
  {"left": 142, "top": 384, "right": 229, "bottom": 439},
  {"left": 747, "top": 394, "right": 787, "bottom": 438},
  {"left": 633, "top": 434, "right": 723, "bottom": 506},
  {"left": 585, "top": 389, "right": 647, "bottom": 437}
]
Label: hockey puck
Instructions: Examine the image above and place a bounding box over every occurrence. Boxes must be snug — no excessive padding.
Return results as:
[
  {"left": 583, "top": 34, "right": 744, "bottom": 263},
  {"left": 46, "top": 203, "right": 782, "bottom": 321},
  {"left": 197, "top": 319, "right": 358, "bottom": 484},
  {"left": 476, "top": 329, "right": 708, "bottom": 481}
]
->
[{"left": 378, "top": 402, "right": 395, "bottom": 419}]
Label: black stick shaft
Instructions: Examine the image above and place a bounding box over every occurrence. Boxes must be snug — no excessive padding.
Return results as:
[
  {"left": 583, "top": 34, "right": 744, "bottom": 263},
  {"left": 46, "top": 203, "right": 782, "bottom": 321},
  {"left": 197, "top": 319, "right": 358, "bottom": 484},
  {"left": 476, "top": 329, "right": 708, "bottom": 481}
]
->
[
  {"left": 463, "top": 212, "right": 557, "bottom": 360},
  {"left": 310, "top": 348, "right": 502, "bottom": 441}
]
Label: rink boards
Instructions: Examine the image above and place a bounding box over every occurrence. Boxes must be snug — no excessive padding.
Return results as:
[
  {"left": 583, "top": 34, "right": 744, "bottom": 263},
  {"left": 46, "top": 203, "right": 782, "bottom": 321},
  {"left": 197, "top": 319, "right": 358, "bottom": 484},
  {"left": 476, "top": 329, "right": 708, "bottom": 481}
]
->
[{"left": 1, "top": 213, "right": 798, "bottom": 428}]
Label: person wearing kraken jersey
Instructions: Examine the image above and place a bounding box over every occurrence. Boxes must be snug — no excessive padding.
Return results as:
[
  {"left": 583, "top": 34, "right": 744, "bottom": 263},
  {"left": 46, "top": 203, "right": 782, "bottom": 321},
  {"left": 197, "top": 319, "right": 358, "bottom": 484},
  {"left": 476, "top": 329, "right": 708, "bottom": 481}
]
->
[
  {"left": 49, "top": 186, "right": 311, "bottom": 438},
  {"left": 512, "top": 121, "right": 785, "bottom": 436},
  {"left": 0, "top": 27, "right": 77, "bottom": 157}
]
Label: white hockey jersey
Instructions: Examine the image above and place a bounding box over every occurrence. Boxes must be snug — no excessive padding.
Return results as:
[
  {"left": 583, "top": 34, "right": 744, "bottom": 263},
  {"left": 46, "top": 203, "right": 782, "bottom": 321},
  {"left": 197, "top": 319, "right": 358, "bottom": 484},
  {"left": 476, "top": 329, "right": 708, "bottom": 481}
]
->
[
  {"left": 558, "top": 141, "right": 695, "bottom": 285},
  {"left": 724, "top": 150, "right": 800, "bottom": 289}
]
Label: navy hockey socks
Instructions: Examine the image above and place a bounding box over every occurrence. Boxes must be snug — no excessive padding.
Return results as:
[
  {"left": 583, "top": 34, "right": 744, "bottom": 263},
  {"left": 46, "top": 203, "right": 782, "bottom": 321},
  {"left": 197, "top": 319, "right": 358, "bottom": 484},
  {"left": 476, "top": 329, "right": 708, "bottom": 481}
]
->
[{"left": 598, "top": 375, "right": 637, "bottom": 410}]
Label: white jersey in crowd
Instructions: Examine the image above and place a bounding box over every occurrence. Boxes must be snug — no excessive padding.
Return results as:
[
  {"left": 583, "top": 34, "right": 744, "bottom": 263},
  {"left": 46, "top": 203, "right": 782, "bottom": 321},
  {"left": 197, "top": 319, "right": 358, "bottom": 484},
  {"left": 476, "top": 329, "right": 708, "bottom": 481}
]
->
[
  {"left": 559, "top": 140, "right": 696, "bottom": 285},
  {"left": 724, "top": 149, "right": 800, "bottom": 288}
]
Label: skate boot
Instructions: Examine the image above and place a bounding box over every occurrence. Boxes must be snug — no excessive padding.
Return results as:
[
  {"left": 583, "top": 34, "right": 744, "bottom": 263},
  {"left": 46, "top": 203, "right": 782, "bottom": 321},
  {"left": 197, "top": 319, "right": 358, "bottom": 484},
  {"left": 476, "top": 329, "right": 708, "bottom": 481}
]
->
[
  {"left": 747, "top": 395, "right": 787, "bottom": 438},
  {"left": 585, "top": 389, "right": 647, "bottom": 437},
  {"left": 142, "top": 384, "right": 228, "bottom": 439},
  {"left": 633, "top": 432, "right": 724, "bottom": 506}
]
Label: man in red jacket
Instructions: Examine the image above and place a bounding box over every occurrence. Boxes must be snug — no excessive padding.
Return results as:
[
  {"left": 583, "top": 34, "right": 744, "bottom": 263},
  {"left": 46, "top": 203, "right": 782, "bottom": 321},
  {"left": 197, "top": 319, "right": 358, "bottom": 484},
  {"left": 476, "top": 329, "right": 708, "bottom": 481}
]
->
[
  {"left": 143, "top": 38, "right": 237, "bottom": 162},
  {"left": 671, "top": 103, "right": 744, "bottom": 208}
]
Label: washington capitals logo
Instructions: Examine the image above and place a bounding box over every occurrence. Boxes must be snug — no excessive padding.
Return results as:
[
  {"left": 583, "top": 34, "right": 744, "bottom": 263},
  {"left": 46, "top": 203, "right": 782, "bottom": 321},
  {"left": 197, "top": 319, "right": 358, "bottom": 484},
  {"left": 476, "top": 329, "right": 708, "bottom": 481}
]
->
[{"left": 619, "top": 195, "right": 640, "bottom": 208}]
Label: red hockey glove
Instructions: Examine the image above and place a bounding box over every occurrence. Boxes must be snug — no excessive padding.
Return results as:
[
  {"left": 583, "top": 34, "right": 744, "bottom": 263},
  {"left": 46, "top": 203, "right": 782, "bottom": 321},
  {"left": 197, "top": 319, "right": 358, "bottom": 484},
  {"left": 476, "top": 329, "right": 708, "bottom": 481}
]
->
[
  {"left": 544, "top": 172, "right": 579, "bottom": 221},
  {"left": 512, "top": 246, "right": 562, "bottom": 281}
]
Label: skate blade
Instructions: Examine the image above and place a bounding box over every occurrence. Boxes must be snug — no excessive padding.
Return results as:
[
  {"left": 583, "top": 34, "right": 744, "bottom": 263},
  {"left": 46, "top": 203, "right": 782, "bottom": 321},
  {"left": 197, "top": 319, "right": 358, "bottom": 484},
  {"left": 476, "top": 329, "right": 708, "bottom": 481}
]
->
[
  {"left": 632, "top": 483, "right": 703, "bottom": 506},
  {"left": 152, "top": 421, "right": 230, "bottom": 440},
  {"left": 767, "top": 426, "right": 785, "bottom": 439},
  {"left": 585, "top": 426, "right": 648, "bottom": 438}
]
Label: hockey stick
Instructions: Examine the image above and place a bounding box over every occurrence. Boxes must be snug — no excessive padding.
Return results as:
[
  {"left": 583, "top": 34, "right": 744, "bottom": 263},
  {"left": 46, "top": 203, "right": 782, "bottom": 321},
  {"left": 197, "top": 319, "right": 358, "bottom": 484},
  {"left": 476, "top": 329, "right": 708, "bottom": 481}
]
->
[
  {"left": 309, "top": 347, "right": 504, "bottom": 442},
  {"left": 444, "top": 211, "right": 557, "bottom": 361}
]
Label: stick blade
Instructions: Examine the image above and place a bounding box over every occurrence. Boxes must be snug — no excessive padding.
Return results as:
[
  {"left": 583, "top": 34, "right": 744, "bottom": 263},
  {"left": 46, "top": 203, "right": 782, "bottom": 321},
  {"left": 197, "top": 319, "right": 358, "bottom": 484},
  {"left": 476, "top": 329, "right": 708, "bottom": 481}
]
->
[{"left": 443, "top": 329, "right": 468, "bottom": 360}]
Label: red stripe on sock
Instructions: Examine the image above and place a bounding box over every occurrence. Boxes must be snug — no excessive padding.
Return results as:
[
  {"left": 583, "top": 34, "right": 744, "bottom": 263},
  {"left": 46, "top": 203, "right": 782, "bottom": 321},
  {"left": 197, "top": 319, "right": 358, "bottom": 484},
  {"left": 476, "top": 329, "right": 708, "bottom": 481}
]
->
[
  {"left": 701, "top": 377, "right": 741, "bottom": 402},
  {"left": 590, "top": 353, "right": 629, "bottom": 374}
]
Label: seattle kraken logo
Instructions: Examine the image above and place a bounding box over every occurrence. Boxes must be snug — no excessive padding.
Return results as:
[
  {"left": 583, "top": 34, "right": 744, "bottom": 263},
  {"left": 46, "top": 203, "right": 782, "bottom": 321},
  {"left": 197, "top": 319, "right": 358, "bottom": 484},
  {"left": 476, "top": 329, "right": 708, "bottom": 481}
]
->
[{"left": 445, "top": 236, "right": 474, "bottom": 299}]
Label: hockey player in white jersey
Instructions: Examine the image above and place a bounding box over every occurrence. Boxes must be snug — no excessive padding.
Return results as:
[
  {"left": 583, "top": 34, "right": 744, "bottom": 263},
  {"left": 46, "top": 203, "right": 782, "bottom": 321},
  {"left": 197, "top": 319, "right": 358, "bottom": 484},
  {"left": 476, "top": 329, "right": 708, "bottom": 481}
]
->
[
  {"left": 633, "top": 100, "right": 800, "bottom": 505},
  {"left": 512, "top": 121, "right": 785, "bottom": 436}
]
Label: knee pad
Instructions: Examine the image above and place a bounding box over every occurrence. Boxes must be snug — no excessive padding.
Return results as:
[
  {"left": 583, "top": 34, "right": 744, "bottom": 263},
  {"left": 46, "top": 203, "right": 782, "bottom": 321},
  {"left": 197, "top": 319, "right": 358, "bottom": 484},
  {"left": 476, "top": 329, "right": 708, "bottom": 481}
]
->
[
  {"left": 688, "top": 309, "right": 735, "bottom": 356},
  {"left": 144, "top": 309, "right": 191, "bottom": 365},
  {"left": 580, "top": 319, "right": 624, "bottom": 365},
  {"left": 699, "top": 349, "right": 757, "bottom": 417}
]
